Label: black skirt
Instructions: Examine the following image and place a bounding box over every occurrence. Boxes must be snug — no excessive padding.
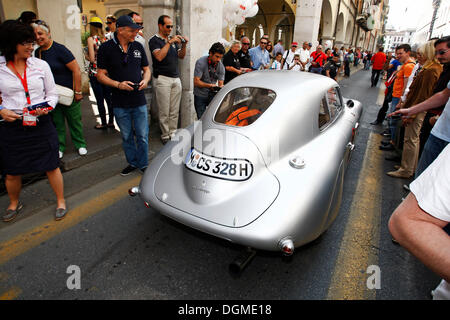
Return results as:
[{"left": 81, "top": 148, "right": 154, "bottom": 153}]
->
[{"left": 0, "top": 114, "right": 60, "bottom": 175}]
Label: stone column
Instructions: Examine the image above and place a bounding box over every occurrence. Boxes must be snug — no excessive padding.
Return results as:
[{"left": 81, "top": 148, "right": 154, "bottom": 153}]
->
[
  {"left": 140, "top": 0, "right": 223, "bottom": 129},
  {"left": 36, "top": 0, "right": 88, "bottom": 92},
  {"left": 178, "top": 0, "right": 224, "bottom": 127},
  {"left": 293, "top": 0, "right": 323, "bottom": 49}
]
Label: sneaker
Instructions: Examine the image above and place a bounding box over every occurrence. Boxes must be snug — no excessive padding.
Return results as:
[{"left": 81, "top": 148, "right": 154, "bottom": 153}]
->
[
  {"left": 59, "top": 151, "right": 64, "bottom": 159},
  {"left": 78, "top": 147, "right": 88, "bottom": 156},
  {"left": 121, "top": 165, "right": 136, "bottom": 176}
]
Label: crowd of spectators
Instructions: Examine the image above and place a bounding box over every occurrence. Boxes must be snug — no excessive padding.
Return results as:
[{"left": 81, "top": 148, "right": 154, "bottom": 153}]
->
[{"left": 1, "top": 11, "right": 449, "bottom": 300}]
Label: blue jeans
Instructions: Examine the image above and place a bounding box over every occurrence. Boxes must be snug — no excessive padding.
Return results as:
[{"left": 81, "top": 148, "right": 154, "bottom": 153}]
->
[
  {"left": 310, "top": 67, "right": 323, "bottom": 74},
  {"left": 415, "top": 134, "right": 449, "bottom": 178},
  {"left": 388, "top": 97, "right": 400, "bottom": 142},
  {"left": 114, "top": 105, "right": 149, "bottom": 169},
  {"left": 194, "top": 94, "right": 213, "bottom": 120},
  {"left": 90, "top": 76, "right": 113, "bottom": 125}
]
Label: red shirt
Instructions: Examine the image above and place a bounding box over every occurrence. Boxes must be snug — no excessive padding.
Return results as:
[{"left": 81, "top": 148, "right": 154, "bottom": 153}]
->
[
  {"left": 371, "top": 52, "right": 387, "bottom": 70},
  {"left": 310, "top": 51, "right": 328, "bottom": 67}
]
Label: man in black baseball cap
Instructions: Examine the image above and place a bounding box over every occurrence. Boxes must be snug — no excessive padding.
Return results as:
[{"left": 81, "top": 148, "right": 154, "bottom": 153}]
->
[{"left": 96, "top": 14, "right": 152, "bottom": 176}]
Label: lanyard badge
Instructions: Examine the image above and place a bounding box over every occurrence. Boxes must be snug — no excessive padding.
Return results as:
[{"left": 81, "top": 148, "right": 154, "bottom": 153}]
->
[
  {"left": 9, "top": 62, "right": 36, "bottom": 126},
  {"left": 22, "top": 107, "right": 37, "bottom": 126}
]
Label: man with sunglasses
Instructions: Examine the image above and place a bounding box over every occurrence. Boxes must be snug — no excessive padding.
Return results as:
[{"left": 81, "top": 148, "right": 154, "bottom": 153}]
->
[
  {"left": 149, "top": 15, "right": 188, "bottom": 144},
  {"left": 105, "top": 15, "right": 116, "bottom": 41},
  {"left": 281, "top": 42, "right": 299, "bottom": 70},
  {"left": 238, "top": 37, "right": 253, "bottom": 70},
  {"left": 96, "top": 15, "right": 151, "bottom": 176},
  {"left": 417, "top": 36, "right": 450, "bottom": 162},
  {"left": 249, "top": 37, "right": 270, "bottom": 70},
  {"left": 128, "top": 12, "right": 145, "bottom": 48}
]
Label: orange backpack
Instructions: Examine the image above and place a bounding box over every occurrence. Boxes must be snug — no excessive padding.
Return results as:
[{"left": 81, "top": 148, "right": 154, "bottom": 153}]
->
[{"left": 225, "top": 106, "right": 261, "bottom": 126}]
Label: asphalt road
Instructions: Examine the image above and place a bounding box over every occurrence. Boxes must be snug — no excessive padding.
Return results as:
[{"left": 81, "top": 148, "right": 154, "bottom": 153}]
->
[{"left": 0, "top": 68, "right": 441, "bottom": 301}]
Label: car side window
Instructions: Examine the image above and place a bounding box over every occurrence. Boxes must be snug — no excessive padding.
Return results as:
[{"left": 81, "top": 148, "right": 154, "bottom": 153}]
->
[
  {"left": 318, "top": 95, "right": 331, "bottom": 129},
  {"left": 326, "top": 87, "right": 343, "bottom": 117}
]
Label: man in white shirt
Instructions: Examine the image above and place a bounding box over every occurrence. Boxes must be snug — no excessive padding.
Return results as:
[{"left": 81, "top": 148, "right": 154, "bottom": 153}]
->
[
  {"left": 281, "top": 42, "right": 298, "bottom": 70},
  {"left": 297, "top": 41, "right": 310, "bottom": 71},
  {"left": 389, "top": 143, "right": 450, "bottom": 299}
]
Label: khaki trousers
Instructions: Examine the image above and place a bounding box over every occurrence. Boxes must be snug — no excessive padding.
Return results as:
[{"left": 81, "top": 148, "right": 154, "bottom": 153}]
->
[
  {"left": 400, "top": 112, "right": 426, "bottom": 175},
  {"left": 154, "top": 75, "right": 182, "bottom": 141}
]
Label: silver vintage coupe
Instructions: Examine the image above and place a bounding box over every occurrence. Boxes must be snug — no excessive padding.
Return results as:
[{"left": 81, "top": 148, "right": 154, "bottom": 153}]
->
[{"left": 130, "top": 70, "right": 362, "bottom": 262}]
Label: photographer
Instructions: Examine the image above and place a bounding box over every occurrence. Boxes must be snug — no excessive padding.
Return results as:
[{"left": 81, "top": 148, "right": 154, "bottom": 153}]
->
[
  {"left": 322, "top": 53, "right": 341, "bottom": 81},
  {"left": 149, "top": 15, "right": 188, "bottom": 144},
  {"left": 288, "top": 54, "right": 303, "bottom": 71},
  {"left": 193, "top": 42, "right": 225, "bottom": 119},
  {"left": 96, "top": 15, "right": 151, "bottom": 176}
]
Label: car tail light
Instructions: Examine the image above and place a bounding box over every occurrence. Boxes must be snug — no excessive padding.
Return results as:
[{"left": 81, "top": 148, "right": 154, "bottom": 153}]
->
[{"left": 279, "top": 239, "right": 294, "bottom": 256}]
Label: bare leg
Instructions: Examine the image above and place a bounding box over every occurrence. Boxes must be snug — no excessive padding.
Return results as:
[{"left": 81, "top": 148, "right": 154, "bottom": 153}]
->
[
  {"left": 389, "top": 193, "right": 450, "bottom": 282},
  {"left": 5, "top": 174, "right": 22, "bottom": 210},
  {"left": 46, "top": 168, "right": 66, "bottom": 209}
]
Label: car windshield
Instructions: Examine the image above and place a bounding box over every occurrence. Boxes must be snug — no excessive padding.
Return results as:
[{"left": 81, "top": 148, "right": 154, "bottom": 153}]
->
[{"left": 214, "top": 87, "right": 276, "bottom": 127}]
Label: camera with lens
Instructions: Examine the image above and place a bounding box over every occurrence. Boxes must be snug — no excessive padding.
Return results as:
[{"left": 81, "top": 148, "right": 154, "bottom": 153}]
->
[{"left": 131, "top": 83, "right": 140, "bottom": 91}]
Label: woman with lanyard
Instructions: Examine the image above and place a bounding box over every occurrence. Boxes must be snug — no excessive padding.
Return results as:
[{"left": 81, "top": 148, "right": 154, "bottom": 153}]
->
[
  {"left": 0, "top": 20, "right": 67, "bottom": 222},
  {"left": 87, "top": 17, "right": 114, "bottom": 130},
  {"left": 33, "top": 20, "right": 87, "bottom": 159}
]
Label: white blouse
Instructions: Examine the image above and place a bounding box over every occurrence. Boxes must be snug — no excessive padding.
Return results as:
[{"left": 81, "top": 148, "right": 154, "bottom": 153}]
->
[{"left": 0, "top": 56, "right": 58, "bottom": 113}]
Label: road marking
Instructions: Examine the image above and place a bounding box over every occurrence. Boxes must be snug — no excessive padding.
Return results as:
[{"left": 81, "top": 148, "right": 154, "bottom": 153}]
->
[
  {"left": 0, "top": 176, "right": 141, "bottom": 266},
  {"left": 327, "top": 132, "right": 384, "bottom": 300},
  {"left": 0, "top": 286, "right": 22, "bottom": 300}
]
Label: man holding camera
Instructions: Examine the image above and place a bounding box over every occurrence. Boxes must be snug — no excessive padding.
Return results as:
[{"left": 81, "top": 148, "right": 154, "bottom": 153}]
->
[
  {"left": 96, "top": 15, "right": 151, "bottom": 176},
  {"left": 149, "top": 15, "right": 188, "bottom": 144},
  {"left": 193, "top": 42, "right": 225, "bottom": 119}
]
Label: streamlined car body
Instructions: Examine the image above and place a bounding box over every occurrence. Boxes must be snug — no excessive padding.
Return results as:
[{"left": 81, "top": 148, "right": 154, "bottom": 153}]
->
[{"left": 132, "top": 70, "right": 362, "bottom": 254}]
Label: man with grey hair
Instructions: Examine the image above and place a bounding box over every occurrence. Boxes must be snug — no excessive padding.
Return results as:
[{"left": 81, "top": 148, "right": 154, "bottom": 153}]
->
[
  {"left": 238, "top": 36, "right": 253, "bottom": 70},
  {"left": 223, "top": 40, "right": 244, "bottom": 84}
]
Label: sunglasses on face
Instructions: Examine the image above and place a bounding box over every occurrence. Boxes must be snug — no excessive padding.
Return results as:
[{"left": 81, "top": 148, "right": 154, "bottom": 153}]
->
[
  {"left": 165, "top": 25, "right": 174, "bottom": 29},
  {"left": 242, "top": 42, "right": 250, "bottom": 45},
  {"left": 260, "top": 42, "right": 267, "bottom": 45},
  {"left": 436, "top": 49, "right": 449, "bottom": 55},
  {"left": 135, "top": 22, "right": 144, "bottom": 26}
]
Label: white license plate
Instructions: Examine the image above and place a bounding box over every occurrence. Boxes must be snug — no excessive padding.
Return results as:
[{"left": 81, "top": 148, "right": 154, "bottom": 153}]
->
[{"left": 185, "top": 149, "right": 253, "bottom": 182}]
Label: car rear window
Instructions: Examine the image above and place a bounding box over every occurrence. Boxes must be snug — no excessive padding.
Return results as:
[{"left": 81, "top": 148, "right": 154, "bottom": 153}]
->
[{"left": 214, "top": 87, "right": 276, "bottom": 127}]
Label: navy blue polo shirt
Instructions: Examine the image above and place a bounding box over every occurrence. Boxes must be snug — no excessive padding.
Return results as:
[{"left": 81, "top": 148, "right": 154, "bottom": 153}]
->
[
  {"left": 35, "top": 41, "right": 75, "bottom": 89},
  {"left": 148, "top": 34, "right": 180, "bottom": 78},
  {"left": 97, "top": 33, "right": 149, "bottom": 108}
]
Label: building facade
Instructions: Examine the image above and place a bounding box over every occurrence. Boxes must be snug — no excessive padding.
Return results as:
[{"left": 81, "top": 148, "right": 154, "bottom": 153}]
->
[
  {"left": 383, "top": 28, "right": 415, "bottom": 52},
  {"left": 0, "top": 0, "right": 389, "bottom": 126}
]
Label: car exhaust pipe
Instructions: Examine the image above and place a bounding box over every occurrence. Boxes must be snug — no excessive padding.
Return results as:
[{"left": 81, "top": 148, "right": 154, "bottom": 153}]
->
[
  {"left": 229, "top": 247, "right": 256, "bottom": 275},
  {"left": 128, "top": 186, "right": 140, "bottom": 197}
]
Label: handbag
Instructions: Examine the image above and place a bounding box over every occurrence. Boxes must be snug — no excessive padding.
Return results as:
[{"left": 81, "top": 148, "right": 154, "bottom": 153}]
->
[{"left": 56, "top": 84, "right": 74, "bottom": 106}]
